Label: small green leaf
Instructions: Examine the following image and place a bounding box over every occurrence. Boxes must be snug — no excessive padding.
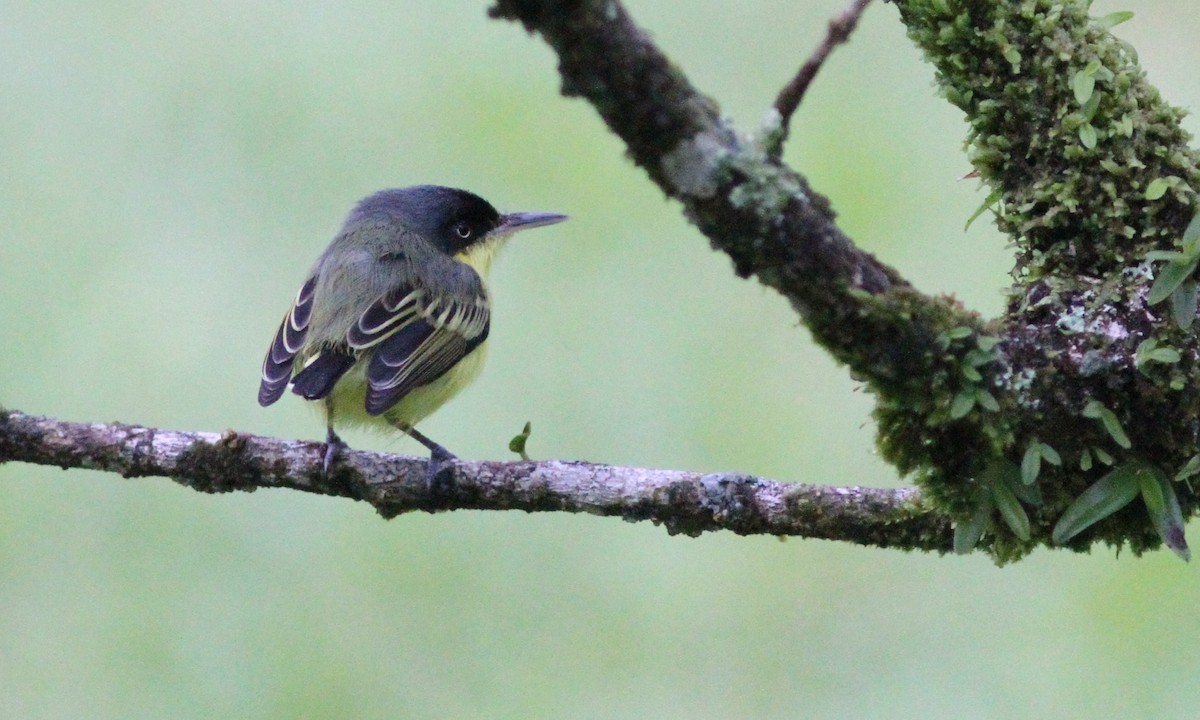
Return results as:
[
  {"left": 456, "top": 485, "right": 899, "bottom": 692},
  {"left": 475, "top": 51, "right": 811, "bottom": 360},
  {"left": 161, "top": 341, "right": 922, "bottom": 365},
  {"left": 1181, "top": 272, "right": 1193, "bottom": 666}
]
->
[
  {"left": 1148, "top": 257, "right": 1200, "bottom": 305},
  {"left": 1136, "top": 338, "right": 1182, "bottom": 369},
  {"left": 508, "top": 421, "right": 533, "bottom": 460},
  {"left": 946, "top": 326, "right": 974, "bottom": 340},
  {"left": 1038, "top": 443, "right": 1062, "bottom": 466},
  {"left": 1002, "top": 46, "right": 1022, "bottom": 68},
  {"left": 991, "top": 474, "right": 1031, "bottom": 541},
  {"left": 1083, "top": 401, "right": 1129, "bottom": 449},
  {"left": 950, "top": 391, "right": 976, "bottom": 419},
  {"left": 1144, "top": 250, "right": 1184, "bottom": 262},
  {"left": 1138, "top": 466, "right": 1165, "bottom": 517},
  {"left": 1093, "top": 446, "right": 1115, "bottom": 466},
  {"left": 1080, "top": 448, "right": 1094, "bottom": 472},
  {"left": 976, "top": 335, "right": 1001, "bottom": 352},
  {"left": 1001, "top": 463, "right": 1043, "bottom": 506},
  {"left": 954, "top": 491, "right": 993, "bottom": 555},
  {"left": 1097, "top": 10, "right": 1134, "bottom": 31},
  {"left": 1145, "top": 177, "right": 1172, "bottom": 200},
  {"left": 1149, "top": 347, "right": 1182, "bottom": 363},
  {"left": 962, "top": 365, "right": 983, "bottom": 382},
  {"left": 1141, "top": 466, "right": 1190, "bottom": 561},
  {"left": 1183, "top": 209, "right": 1200, "bottom": 254},
  {"left": 1009, "top": 480, "right": 1043, "bottom": 507},
  {"left": 1134, "top": 338, "right": 1156, "bottom": 370},
  {"left": 963, "top": 349, "right": 998, "bottom": 367},
  {"left": 1116, "top": 113, "right": 1134, "bottom": 137},
  {"left": 1022, "top": 443, "right": 1042, "bottom": 485},
  {"left": 1172, "top": 279, "right": 1198, "bottom": 331},
  {"left": 1174, "top": 454, "right": 1200, "bottom": 483},
  {"left": 965, "top": 188, "right": 1004, "bottom": 231},
  {"left": 1080, "top": 90, "right": 1102, "bottom": 122},
  {"left": 1052, "top": 464, "right": 1142, "bottom": 544},
  {"left": 1078, "top": 123, "right": 1098, "bottom": 149},
  {"left": 975, "top": 389, "right": 1000, "bottom": 412},
  {"left": 1083, "top": 60, "right": 1102, "bottom": 77},
  {"left": 1072, "top": 70, "right": 1095, "bottom": 105}
]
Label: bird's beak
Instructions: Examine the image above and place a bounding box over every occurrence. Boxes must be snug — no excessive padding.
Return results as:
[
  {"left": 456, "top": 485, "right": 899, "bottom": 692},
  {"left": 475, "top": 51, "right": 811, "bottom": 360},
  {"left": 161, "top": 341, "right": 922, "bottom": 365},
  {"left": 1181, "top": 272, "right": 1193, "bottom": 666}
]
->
[{"left": 497, "top": 211, "right": 569, "bottom": 234}]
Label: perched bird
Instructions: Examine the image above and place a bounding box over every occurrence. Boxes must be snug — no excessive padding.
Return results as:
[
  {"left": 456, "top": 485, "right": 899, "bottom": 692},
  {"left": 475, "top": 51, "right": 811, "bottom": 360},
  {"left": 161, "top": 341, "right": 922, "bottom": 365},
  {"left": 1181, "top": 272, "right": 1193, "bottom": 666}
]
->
[{"left": 258, "top": 185, "right": 567, "bottom": 474}]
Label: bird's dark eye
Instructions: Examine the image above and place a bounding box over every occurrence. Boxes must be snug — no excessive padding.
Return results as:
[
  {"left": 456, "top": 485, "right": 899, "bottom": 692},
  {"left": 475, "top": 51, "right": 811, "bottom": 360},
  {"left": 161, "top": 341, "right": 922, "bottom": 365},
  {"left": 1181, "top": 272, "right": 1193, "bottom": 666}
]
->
[{"left": 454, "top": 222, "right": 473, "bottom": 239}]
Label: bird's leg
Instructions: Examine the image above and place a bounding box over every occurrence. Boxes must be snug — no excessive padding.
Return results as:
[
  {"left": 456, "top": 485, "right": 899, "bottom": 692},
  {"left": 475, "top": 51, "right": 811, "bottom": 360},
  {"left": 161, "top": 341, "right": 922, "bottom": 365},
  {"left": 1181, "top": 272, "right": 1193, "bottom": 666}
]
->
[
  {"left": 403, "top": 425, "right": 456, "bottom": 460},
  {"left": 322, "top": 397, "right": 348, "bottom": 476},
  {"left": 399, "top": 425, "right": 457, "bottom": 488}
]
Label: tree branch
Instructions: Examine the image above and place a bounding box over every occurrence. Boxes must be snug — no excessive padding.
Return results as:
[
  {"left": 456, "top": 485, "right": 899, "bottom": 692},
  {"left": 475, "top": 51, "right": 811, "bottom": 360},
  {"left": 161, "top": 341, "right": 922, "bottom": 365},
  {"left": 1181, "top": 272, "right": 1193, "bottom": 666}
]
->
[
  {"left": 0, "top": 409, "right": 947, "bottom": 550},
  {"left": 488, "top": 0, "right": 1200, "bottom": 562},
  {"left": 489, "top": 0, "right": 979, "bottom": 404},
  {"left": 772, "top": 0, "right": 875, "bottom": 147}
]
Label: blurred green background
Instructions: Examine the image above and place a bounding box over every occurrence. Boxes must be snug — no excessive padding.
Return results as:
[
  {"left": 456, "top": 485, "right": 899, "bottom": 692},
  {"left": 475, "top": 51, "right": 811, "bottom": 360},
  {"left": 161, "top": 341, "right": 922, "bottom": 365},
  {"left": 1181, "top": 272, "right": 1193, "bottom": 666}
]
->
[{"left": 2, "top": 1, "right": 1198, "bottom": 717}]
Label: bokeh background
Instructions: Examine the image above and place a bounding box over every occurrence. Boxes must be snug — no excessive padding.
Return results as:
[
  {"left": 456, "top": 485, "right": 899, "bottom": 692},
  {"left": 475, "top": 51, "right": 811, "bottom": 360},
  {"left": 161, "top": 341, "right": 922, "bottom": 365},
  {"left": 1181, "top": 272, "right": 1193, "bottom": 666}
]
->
[{"left": 2, "top": 1, "right": 1198, "bottom": 717}]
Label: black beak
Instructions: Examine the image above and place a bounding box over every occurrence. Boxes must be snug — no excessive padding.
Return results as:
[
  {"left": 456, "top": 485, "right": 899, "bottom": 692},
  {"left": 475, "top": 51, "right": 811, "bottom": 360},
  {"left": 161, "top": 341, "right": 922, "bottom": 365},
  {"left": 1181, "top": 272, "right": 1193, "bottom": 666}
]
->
[{"left": 497, "top": 211, "right": 569, "bottom": 233}]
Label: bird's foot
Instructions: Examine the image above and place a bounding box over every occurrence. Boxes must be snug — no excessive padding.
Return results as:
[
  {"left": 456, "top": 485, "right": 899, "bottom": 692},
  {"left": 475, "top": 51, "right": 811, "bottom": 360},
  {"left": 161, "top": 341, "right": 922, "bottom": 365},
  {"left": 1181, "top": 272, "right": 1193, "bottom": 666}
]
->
[
  {"left": 399, "top": 425, "right": 457, "bottom": 491},
  {"left": 323, "top": 431, "right": 349, "bottom": 476},
  {"left": 425, "top": 445, "right": 457, "bottom": 492}
]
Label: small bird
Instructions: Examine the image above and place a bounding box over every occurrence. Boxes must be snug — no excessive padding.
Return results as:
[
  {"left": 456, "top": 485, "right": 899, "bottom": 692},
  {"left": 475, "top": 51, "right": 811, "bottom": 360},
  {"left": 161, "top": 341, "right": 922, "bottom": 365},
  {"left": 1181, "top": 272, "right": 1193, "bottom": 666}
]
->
[{"left": 258, "top": 185, "right": 567, "bottom": 475}]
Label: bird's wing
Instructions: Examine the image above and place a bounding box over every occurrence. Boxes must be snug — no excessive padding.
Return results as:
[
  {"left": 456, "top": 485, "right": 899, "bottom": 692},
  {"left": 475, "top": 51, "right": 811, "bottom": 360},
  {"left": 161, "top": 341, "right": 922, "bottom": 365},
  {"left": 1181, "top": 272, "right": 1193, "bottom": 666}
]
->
[
  {"left": 346, "top": 263, "right": 490, "bottom": 416},
  {"left": 258, "top": 276, "right": 318, "bottom": 406}
]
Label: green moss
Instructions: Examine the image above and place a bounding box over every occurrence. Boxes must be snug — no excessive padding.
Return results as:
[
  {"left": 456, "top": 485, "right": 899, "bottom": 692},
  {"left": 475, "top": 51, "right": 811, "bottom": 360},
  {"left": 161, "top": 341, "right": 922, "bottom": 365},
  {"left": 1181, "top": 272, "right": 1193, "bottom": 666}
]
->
[
  {"left": 872, "top": 0, "right": 1200, "bottom": 561},
  {"left": 898, "top": 0, "right": 1200, "bottom": 281},
  {"left": 863, "top": 294, "right": 1026, "bottom": 546}
]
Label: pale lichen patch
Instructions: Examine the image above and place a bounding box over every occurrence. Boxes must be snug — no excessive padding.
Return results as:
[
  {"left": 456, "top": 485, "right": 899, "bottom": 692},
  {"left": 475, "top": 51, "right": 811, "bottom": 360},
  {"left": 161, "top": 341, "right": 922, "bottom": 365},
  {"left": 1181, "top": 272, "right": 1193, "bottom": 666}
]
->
[{"left": 660, "top": 132, "right": 731, "bottom": 199}]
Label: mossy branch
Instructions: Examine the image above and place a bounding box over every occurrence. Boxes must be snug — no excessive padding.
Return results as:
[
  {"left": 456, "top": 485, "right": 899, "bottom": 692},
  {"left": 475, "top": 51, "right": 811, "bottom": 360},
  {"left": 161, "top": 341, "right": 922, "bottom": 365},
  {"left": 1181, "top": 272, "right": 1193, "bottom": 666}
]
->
[
  {"left": 0, "top": 409, "right": 946, "bottom": 549},
  {"left": 489, "top": 0, "right": 1200, "bottom": 562}
]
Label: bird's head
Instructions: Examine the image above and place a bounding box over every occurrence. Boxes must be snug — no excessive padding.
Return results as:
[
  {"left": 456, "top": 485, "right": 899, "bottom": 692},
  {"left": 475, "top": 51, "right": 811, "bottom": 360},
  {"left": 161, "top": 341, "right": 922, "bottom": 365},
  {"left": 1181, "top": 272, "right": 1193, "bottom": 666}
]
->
[{"left": 347, "top": 185, "right": 567, "bottom": 275}]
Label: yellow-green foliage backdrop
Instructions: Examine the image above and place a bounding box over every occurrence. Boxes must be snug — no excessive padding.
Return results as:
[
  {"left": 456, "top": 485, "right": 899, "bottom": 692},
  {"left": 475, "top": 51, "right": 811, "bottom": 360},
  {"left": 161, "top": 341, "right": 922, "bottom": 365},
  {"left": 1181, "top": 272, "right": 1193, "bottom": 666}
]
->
[{"left": 2, "top": 1, "right": 1198, "bottom": 717}]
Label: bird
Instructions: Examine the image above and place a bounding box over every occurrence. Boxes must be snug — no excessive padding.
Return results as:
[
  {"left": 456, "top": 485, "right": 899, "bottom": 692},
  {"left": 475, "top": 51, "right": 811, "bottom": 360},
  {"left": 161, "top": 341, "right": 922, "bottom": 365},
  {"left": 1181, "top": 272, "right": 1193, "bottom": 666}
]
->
[{"left": 257, "top": 185, "right": 567, "bottom": 476}]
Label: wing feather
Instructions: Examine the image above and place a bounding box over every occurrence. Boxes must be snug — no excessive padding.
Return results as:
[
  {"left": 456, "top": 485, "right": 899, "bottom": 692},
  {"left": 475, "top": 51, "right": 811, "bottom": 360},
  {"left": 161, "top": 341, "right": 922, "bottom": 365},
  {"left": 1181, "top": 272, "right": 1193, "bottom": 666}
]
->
[
  {"left": 347, "top": 286, "right": 421, "bottom": 349},
  {"left": 357, "top": 278, "right": 490, "bottom": 417},
  {"left": 290, "top": 349, "right": 356, "bottom": 400},
  {"left": 258, "top": 256, "right": 491, "bottom": 418},
  {"left": 258, "top": 276, "right": 317, "bottom": 406}
]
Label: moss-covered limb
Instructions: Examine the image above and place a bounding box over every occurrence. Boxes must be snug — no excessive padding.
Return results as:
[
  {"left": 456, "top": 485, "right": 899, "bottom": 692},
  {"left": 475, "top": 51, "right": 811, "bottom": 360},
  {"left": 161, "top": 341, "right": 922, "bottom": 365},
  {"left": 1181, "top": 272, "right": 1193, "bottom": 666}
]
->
[
  {"left": 0, "top": 409, "right": 949, "bottom": 548},
  {"left": 988, "top": 284, "right": 1199, "bottom": 554},
  {"left": 885, "top": 0, "right": 1200, "bottom": 559},
  {"left": 879, "top": 277, "right": 1200, "bottom": 561},
  {"left": 490, "top": 0, "right": 983, "bottom": 394},
  {"left": 490, "top": 0, "right": 1127, "bottom": 561},
  {"left": 489, "top": 0, "right": 1200, "bottom": 561},
  {"left": 895, "top": 0, "right": 1200, "bottom": 280}
]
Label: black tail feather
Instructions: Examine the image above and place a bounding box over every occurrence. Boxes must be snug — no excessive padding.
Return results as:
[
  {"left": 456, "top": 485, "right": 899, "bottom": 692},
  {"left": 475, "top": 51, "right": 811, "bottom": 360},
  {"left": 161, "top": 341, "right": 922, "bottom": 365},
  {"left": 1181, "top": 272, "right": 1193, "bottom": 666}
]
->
[{"left": 291, "top": 350, "right": 356, "bottom": 400}]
